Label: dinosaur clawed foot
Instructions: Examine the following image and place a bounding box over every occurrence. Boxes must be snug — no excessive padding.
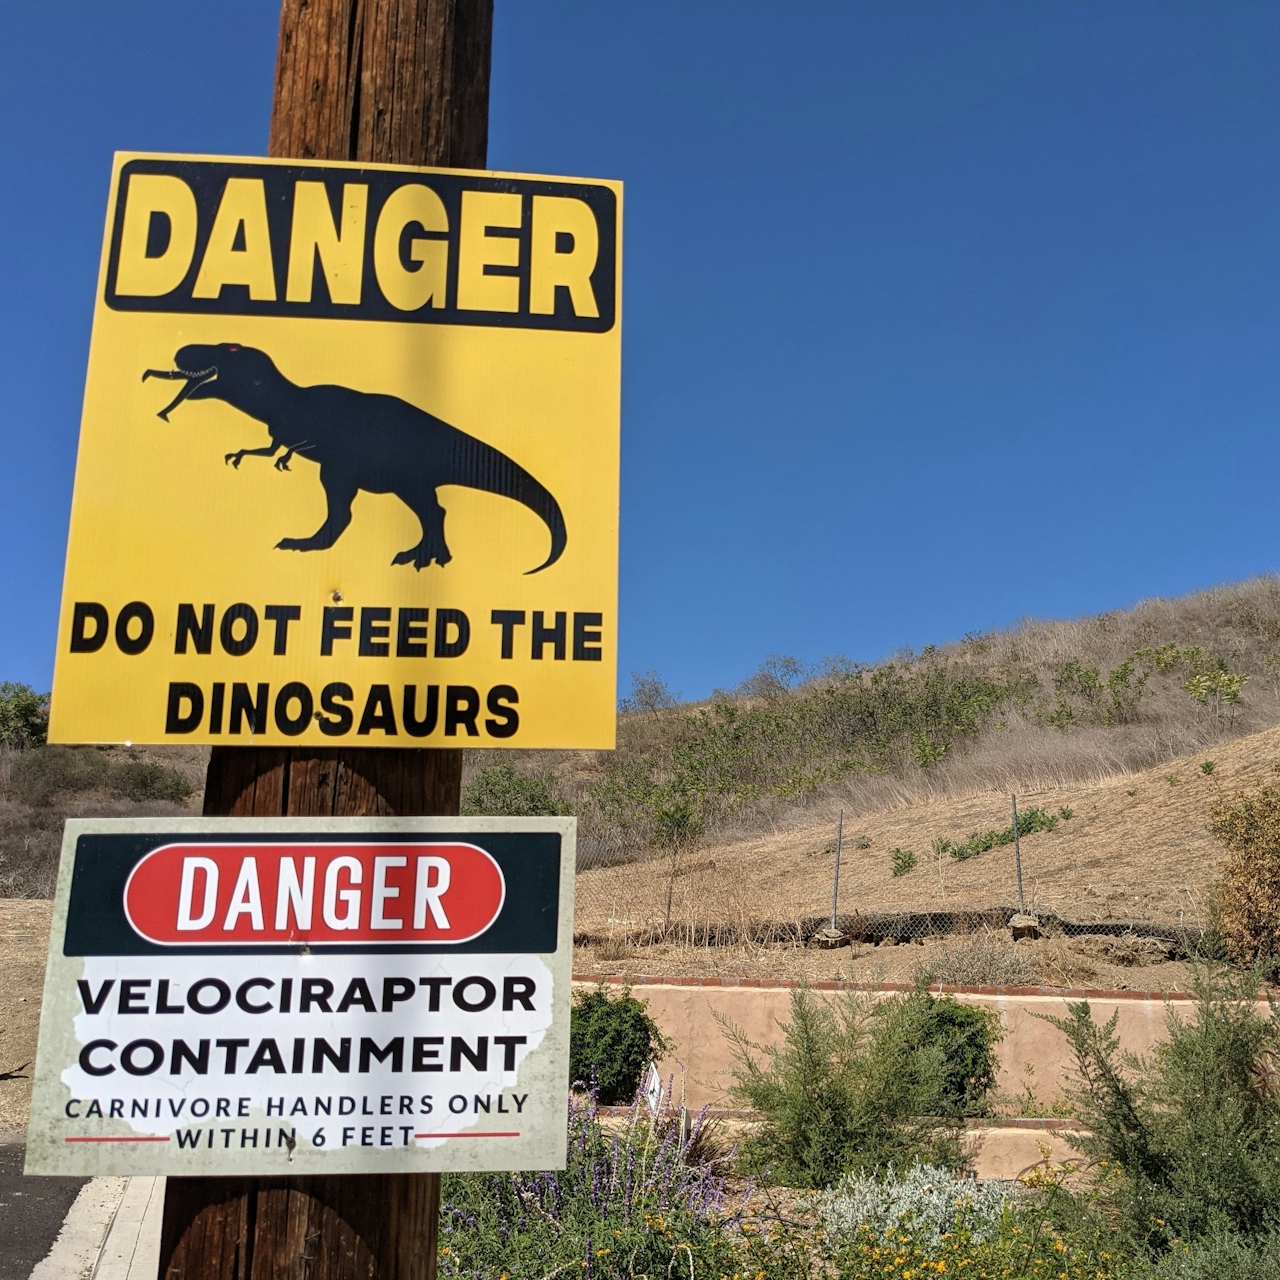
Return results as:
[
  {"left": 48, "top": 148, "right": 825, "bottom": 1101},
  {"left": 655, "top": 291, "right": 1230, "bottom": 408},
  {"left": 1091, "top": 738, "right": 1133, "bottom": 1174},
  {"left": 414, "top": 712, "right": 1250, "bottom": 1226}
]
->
[{"left": 392, "top": 541, "right": 452, "bottom": 571}]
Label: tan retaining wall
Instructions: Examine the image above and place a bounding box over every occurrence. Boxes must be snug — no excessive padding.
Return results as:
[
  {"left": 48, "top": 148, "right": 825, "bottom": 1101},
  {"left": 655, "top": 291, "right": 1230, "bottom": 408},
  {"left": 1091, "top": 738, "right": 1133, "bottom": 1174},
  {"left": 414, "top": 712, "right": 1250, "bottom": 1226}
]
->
[{"left": 573, "top": 976, "right": 1202, "bottom": 1112}]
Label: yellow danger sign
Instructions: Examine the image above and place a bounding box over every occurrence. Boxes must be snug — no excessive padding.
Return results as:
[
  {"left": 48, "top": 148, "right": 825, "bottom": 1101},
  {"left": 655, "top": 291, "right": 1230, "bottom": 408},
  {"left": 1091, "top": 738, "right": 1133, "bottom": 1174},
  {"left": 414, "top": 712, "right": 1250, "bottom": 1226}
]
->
[{"left": 50, "top": 153, "right": 621, "bottom": 749}]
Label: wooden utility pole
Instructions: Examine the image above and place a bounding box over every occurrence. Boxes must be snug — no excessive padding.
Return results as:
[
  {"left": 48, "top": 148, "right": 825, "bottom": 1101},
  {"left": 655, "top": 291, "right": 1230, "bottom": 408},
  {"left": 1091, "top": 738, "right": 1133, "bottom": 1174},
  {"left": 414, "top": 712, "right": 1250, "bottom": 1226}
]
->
[{"left": 157, "top": 3, "right": 493, "bottom": 1277}]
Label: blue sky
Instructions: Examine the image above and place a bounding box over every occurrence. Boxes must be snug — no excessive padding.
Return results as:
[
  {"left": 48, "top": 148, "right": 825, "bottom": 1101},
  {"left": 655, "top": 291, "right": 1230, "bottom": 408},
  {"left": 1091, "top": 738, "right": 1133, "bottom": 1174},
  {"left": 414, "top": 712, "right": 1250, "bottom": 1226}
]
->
[{"left": 3, "top": 2, "right": 1279, "bottom": 701}]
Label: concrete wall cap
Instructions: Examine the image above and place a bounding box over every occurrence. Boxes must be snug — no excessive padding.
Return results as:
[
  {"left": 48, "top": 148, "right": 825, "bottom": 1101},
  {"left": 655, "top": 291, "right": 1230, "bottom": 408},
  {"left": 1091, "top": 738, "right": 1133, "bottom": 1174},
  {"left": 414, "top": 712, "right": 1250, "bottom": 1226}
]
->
[{"left": 571, "top": 975, "right": 1203, "bottom": 1001}]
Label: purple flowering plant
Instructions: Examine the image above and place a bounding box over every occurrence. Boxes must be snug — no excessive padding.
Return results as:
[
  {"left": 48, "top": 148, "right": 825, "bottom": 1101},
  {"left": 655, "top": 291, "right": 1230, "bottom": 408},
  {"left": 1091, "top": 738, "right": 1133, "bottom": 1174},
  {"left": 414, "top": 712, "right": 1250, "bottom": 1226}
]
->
[{"left": 438, "top": 1083, "right": 745, "bottom": 1280}]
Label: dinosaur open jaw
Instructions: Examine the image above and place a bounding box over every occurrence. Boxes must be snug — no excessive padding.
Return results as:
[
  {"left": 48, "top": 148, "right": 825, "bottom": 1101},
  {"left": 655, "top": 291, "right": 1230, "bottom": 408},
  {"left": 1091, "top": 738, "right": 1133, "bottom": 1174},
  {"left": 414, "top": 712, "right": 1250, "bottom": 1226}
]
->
[{"left": 141, "top": 364, "right": 218, "bottom": 421}]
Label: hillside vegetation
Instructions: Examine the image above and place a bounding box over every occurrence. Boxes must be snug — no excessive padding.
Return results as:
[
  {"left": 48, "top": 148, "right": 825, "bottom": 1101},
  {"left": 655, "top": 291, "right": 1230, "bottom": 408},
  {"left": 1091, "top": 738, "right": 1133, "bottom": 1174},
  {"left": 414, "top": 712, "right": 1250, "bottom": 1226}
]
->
[{"left": 469, "top": 576, "right": 1280, "bottom": 867}]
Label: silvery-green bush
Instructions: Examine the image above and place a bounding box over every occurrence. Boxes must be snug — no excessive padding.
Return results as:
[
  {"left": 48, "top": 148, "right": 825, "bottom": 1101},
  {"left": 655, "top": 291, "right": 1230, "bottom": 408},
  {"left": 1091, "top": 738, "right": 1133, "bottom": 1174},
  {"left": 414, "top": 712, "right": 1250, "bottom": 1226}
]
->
[
  {"left": 818, "top": 1161, "right": 1020, "bottom": 1248},
  {"left": 1150, "top": 1233, "right": 1280, "bottom": 1280}
]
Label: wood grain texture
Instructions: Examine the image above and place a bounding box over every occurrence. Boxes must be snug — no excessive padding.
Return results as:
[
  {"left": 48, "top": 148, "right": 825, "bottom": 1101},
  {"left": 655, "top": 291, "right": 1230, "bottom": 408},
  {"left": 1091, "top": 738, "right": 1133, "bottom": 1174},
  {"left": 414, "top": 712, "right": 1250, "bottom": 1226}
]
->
[
  {"left": 160, "top": 1175, "right": 440, "bottom": 1280},
  {"left": 161, "top": 3, "right": 488, "bottom": 1276},
  {"left": 201, "top": 747, "right": 462, "bottom": 817},
  {"left": 268, "top": 0, "right": 492, "bottom": 167}
]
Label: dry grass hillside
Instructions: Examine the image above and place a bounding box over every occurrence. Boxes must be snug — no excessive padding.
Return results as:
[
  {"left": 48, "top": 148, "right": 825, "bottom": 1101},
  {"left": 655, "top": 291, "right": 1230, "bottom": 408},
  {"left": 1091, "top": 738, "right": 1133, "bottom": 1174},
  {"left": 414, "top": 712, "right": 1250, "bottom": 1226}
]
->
[
  {"left": 6, "top": 580, "right": 1280, "bottom": 1124},
  {"left": 521, "top": 575, "right": 1280, "bottom": 845},
  {"left": 491, "top": 576, "right": 1280, "bottom": 975}
]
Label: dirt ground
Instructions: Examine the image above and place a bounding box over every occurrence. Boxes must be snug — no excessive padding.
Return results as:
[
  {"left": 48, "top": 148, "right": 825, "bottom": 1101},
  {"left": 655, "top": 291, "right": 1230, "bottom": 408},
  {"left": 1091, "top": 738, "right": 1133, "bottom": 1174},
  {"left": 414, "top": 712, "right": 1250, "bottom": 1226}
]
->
[
  {"left": 0, "top": 901, "right": 50, "bottom": 1135},
  {"left": 572, "top": 930, "right": 1198, "bottom": 991}
]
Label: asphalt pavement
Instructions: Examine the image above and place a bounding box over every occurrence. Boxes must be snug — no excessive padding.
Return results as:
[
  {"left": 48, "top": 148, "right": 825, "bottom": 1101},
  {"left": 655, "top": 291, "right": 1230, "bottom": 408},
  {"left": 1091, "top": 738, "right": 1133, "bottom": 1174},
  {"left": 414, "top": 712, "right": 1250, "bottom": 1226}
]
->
[{"left": 0, "top": 1141, "right": 89, "bottom": 1280}]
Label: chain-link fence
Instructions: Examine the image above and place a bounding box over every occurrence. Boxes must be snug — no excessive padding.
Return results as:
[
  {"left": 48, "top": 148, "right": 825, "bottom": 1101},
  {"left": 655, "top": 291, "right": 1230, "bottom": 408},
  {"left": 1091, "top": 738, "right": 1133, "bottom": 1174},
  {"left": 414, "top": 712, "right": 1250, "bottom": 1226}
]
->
[{"left": 571, "top": 799, "right": 1218, "bottom": 973}]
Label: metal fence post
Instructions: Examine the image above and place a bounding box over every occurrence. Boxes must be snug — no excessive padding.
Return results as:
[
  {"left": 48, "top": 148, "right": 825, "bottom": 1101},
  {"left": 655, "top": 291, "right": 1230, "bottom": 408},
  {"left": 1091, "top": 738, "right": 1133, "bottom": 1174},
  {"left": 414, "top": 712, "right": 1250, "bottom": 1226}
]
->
[
  {"left": 830, "top": 808, "right": 844, "bottom": 932},
  {"left": 1011, "top": 793, "right": 1026, "bottom": 915}
]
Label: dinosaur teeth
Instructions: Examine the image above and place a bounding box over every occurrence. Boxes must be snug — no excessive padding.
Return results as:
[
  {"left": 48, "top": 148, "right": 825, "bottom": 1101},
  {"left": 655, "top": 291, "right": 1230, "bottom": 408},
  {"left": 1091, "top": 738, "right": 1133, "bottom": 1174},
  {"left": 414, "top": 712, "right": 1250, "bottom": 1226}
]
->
[{"left": 154, "top": 367, "right": 219, "bottom": 419}]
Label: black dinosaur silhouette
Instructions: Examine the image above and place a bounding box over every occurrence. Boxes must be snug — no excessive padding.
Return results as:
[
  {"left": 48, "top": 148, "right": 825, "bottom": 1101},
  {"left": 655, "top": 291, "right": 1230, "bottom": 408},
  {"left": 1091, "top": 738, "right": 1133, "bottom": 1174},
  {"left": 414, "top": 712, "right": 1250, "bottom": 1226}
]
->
[{"left": 142, "top": 343, "right": 567, "bottom": 573}]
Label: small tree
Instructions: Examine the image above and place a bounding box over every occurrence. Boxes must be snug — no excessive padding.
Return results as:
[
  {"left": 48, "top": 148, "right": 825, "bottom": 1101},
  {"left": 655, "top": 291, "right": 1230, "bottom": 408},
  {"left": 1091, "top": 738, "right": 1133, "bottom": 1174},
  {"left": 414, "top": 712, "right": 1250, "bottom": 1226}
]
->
[
  {"left": 737, "top": 653, "right": 808, "bottom": 701},
  {"left": 1209, "top": 781, "right": 1280, "bottom": 971},
  {"left": 0, "top": 683, "right": 49, "bottom": 749},
  {"left": 1183, "top": 649, "right": 1248, "bottom": 727},
  {"left": 619, "top": 670, "right": 679, "bottom": 717}
]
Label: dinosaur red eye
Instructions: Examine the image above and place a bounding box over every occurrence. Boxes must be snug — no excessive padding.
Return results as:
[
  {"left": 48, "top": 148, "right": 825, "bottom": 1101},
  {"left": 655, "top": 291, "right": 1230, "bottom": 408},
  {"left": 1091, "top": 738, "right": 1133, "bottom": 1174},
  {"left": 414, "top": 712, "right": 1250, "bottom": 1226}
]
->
[{"left": 228, "top": 345, "right": 239, "bottom": 352}]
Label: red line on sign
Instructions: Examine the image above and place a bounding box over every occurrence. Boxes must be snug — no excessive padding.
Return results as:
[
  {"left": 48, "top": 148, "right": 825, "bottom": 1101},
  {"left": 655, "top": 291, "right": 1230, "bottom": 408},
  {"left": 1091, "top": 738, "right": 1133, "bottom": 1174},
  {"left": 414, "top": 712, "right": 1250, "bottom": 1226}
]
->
[
  {"left": 414, "top": 1131, "right": 520, "bottom": 1139},
  {"left": 64, "top": 1135, "right": 172, "bottom": 1143}
]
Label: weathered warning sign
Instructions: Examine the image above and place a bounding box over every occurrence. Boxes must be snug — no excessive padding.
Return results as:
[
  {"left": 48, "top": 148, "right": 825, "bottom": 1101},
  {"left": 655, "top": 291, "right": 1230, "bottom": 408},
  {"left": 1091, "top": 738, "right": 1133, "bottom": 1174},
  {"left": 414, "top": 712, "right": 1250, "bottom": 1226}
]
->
[
  {"left": 49, "top": 154, "right": 621, "bottom": 748},
  {"left": 25, "top": 817, "right": 574, "bottom": 1175}
]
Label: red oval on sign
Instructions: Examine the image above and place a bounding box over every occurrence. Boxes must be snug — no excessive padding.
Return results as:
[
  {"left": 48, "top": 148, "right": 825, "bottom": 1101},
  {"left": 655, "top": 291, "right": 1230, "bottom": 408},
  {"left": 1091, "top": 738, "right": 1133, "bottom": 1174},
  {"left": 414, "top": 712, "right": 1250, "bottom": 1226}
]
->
[{"left": 123, "top": 843, "right": 505, "bottom": 946}]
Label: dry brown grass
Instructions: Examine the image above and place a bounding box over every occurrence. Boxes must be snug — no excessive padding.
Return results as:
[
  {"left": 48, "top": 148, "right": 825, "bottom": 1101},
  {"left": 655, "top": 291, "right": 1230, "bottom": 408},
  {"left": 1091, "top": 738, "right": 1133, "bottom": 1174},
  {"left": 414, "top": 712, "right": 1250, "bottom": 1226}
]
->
[
  {"left": 0, "top": 899, "right": 52, "bottom": 1132},
  {"left": 0, "top": 744, "right": 206, "bottom": 896},
  {"left": 912, "top": 931, "right": 1042, "bottom": 988},
  {"left": 570, "top": 927, "right": 1195, "bottom": 992}
]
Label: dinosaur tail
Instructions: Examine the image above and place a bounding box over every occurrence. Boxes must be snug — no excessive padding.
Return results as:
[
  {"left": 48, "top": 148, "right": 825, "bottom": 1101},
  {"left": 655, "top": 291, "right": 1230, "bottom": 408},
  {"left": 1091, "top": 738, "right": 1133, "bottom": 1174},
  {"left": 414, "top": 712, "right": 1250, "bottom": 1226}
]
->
[{"left": 454, "top": 435, "right": 567, "bottom": 574}]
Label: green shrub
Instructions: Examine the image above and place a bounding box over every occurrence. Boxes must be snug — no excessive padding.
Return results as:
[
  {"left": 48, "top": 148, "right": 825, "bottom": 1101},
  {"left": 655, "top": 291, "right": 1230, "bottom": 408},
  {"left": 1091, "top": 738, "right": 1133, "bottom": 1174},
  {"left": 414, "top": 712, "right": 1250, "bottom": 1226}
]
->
[
  {"left": 1047, "top": 656, "right": 1150, "bottom": 729},
  {"left": 891, "top": 847, "right": 917, "bottom": 876},
  {"left": 1045, "top": 645, "right": 1253, "bottom": 733},
  {"left": 918, "top": 994, "right": 1002, "bottom": 1115},
  {"left": 720, "top": 987, "right": 999, "bottom": 1188},
  {"left": 568, "top": 985, "right": 671, "bottom": 1105},
  {"left": 461, "top": 762, "right": 563, "bottom": 817},
  {"left": 585, "top": 658, "right": 1031, "bottom": 851},
  {"left": 1151, "top": 1233, "right": 1280, "bottom": 1279},
  {"left": 0, "top": 683, "right": 48, "bottom": 748},
  {"left": 947, "top": 804, "right": 1061, "bottom": 862},
  {"left": 1133, "top": 645, "right": 1249, "bottom": 726},
  {"left": 109, "top": 761, "right": 194, "bottom": 803},
  {"left": 8, "top": 746, "right": 193, "bottom": 807},
  {"left": 10, "top": 746, "right": 109, "bottom": 805},
  {"left": 818, "top": 1160, "right": 1019, "bottom": 1247},
  {"left": 1042, "top": 966, "right": 1280, "bottom": 1245}
]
